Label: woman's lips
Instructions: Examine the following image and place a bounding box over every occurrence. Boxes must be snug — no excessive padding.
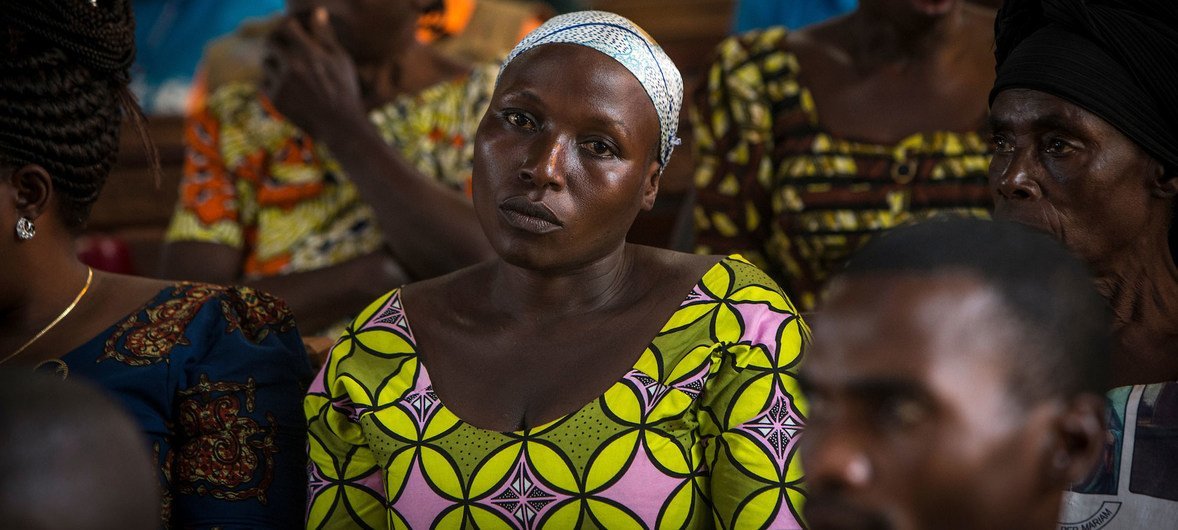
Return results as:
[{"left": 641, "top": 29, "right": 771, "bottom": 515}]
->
[{"left": 498, "top": 196, "right": 563, "bottom": 234}]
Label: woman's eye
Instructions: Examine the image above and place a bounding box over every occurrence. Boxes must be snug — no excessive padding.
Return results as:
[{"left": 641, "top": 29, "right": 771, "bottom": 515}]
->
[
  {"left": 583, "top": 140, "right": 615, "bottom": 158},
  {"left": 1044, "top": 138, "right": 1072, "bottom": 154},
  {"left": 503, "top": 111, "right": 535, "bottom": 130},
  {"left": 990, "top": 135, "right": 1012, "bottom": 153}
]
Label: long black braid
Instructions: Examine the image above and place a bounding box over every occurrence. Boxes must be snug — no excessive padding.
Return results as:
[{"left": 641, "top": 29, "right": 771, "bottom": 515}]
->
[{"left": 0, "top": 0, "right": 156, "bottom": 232}]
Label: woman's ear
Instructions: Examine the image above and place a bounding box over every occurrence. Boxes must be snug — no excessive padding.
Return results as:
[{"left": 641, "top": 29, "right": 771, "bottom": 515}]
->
[
  {"left": 8, "top": 164, "right": 53, "bottom": 219},
  {"left": 1150, "top": 161, "right": 1177, "bottom": 199},
  {"left": 1048, "top": 393, "right": 1109, "bottom": 487},
  {"left": 640, "top": 161, "right": 662, "bottom": 211}
]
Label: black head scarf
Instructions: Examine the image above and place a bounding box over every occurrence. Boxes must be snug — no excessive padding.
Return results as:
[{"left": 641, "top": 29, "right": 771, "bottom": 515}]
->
[{"left": 991, "top": 0, "right": 1178, "bottom": 261}]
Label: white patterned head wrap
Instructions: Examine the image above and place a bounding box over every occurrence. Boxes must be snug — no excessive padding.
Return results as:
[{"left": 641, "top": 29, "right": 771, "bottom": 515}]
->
[{"left": 500, "top": 10, "right": 684, "bottom": 168}]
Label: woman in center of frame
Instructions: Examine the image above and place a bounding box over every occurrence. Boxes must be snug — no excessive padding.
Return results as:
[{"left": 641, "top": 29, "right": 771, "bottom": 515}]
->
[{"left": 306, "top": 11, "right": 809, "bottom": 530}]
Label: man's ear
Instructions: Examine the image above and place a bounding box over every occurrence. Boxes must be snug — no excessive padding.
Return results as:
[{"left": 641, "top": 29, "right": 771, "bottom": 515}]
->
[
  {"left": 640, "top": 161, "right": 661, "bottom": 211},
  {"left": 8, "top": 164, "right": 53, "bottom": 219},
  {"left": 1048, "top": 393, "right": 1108, "bottom": 487}
]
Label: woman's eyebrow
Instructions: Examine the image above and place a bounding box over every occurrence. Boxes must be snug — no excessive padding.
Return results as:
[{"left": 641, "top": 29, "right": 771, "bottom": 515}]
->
[
  {"left": 988, "top": 112, "right": 1086, "bottom": 136},
  {"left": 500, "top": 89, "right": 543, "bottom": 105}
]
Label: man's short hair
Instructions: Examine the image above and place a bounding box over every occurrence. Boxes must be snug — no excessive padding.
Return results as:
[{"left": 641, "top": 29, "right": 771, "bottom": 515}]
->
[
  {"left": 0, "top": 370, "right": 159, "bottom": 529},
  {"left": 837, "top": 217, "right": 1113, "bottom": 400}
]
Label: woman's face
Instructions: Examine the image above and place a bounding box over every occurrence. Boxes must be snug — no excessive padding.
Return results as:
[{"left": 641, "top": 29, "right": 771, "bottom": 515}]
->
[
  {"left": 988, "top": 88, "right": 1169, "bottom": 266},
  {"left": 285, "top": 0, "right": 422, "bottom": 61},
  {"left": 472, "top": 44, "right": 662, "bottom": 272}
]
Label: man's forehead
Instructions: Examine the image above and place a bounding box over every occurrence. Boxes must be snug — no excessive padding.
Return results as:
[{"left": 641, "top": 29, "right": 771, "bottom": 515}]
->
[{"left": 806, "top": 273, "right": 1015, "bottom": 387}]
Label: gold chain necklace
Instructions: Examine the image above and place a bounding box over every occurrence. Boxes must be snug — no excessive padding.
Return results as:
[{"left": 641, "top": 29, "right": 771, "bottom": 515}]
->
[{"left": 1, "top": 267, "right": 94, "bottom": 365}]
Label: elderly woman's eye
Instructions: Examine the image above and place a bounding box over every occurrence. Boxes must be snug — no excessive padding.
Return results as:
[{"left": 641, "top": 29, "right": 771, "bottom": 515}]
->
[
  {"left": 990, "top": 134, "right": 1012, "bottom": 153},
  {"left": 1044, "top": 138, "right": 1072, "bottom": 154}
]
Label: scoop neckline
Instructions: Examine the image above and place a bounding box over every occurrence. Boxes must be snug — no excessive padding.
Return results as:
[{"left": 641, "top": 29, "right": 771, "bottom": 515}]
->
[{"left": 395, "top": 256, "right": 736, "bottom": 435}]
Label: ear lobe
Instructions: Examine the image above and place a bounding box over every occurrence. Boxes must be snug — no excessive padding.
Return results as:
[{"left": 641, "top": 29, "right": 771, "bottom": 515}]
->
[
  {"left": 1050, "top": 394, "right": 1109, "bottom": 487},
  {"left": 640, "top": 162, "right": 662, "bottom": 211},
  {"left": 1150, "top": 163, "right": 1177, "bottom": 199},
  {"left": 8, "top": 164, "right": 53, "bottom": 219}
]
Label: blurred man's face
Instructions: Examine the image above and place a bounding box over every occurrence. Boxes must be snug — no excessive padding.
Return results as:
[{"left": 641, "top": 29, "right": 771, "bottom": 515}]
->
[{"left": 799, "top": 273, "right": 1060, "bottom": 530}]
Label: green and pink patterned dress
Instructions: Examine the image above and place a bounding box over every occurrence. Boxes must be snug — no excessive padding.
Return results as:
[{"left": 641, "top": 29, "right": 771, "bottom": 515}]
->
[{"left": 305, "top": 256, "right": 809, "bottom": 529}]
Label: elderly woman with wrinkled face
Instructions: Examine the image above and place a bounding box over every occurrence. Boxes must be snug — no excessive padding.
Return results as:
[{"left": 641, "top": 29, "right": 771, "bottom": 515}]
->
[
  {"left": 987, "top": 0, "right": 1178, "bottom": 527},
  {"left": 306, "top": 12, "right": 810, "bottom": 529}
]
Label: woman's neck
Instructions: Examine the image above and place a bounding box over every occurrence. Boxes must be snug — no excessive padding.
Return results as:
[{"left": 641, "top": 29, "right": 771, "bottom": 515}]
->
[
  {"left": 0, "top": 243, "right": 90, "bottom": 350},
  {"left": 487, "top": 245, "right": 638, "bottom": 322},
  {"left": 1093, "top": 238, "right": 1178, "bottom": 384},
  {"left": 844, "top": 2, "right": 969, "bottom": 68},
  {"left": 355, "top": 42, "right": 468, "bottom": 110}
]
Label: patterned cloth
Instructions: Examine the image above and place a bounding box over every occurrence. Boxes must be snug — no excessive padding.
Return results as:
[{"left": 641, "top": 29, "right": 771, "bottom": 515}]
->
[
  {"left": 502, "top": 10, "right": 684, "bottom": 167},
  {"left": 306, "top": 256, "right": 809, "bottom": 529},
  {"left": 164, "top": 63, "right": 499, "bottom": 278},
  {"left": 1060, "top": 382, "right": 1178, "bottom": 529},
  {"left": 52, "top": 283, "right": 313, "bottom": 528},
  {"left": 692, "top": 28, "right": 992, "bottom": 310}
]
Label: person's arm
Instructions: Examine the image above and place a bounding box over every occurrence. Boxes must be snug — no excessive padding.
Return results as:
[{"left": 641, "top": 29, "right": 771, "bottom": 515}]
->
[
  {"left": 305, "top": 295, "right": 395, "bottom": 528},
  {"left": 168, "top": 287, "right": 313, "bottom": 528},
  {"left": 161, "top": 241, "right": 409, "bottom": 335},
  {"left": 691, "top": 32, "right": 779, "bottom": 274},
  {"left": 160, "top": 85, "right": 409, "bottom": 336},
  {"left": 697, "top": 257, "right": 809, "bottom": 528},
  {"left": 262, "top": 11, "right": 493, "bottom": 280}
]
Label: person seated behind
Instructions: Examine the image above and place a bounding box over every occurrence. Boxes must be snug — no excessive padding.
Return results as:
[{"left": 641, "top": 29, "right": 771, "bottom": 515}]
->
[
  {"left": 189, "top": 0, "right": 549, "bottom": 111},
  {"left": 0, "top": 370, "right": 158, "bottom": 530},
  {"left": 987, "top": 0, "right": 1178, "bottom": 526},
  {"left": 0, "top": 2, "right": 311, "bottom": 526},
  {"left": 306, "top": 11, "right": 810, "bottom": 528},
  {"left": 800, "top": 218, "right": 1111, "bottom": 530},
  {"left": 161, "top": 0, "right": 501, "bottom": 338},
  {"left": 693, "top": 0, "right": 996, "bottom": 310}
]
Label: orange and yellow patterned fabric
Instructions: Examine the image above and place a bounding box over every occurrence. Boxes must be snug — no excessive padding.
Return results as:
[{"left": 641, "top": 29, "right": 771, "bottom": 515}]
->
[
  {"left": 57, "top": 283, "right": 312, "bottom": 528},
  {"left": 305, "top": 256, "right": 810, "bottom": 529},
  {"left": 693, "top": 28, "right": 992, "bottom": 310},
  {"left": 164, "top": 64, "right": 499, "bottom": 278}
]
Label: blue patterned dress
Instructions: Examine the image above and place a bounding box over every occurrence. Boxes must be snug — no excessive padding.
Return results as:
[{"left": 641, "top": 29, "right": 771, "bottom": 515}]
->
[{"left": 53, "top": 283, "right": 312, "bottom": 528}]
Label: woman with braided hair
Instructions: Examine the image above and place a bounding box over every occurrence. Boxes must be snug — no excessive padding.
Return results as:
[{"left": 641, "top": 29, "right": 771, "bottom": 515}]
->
[{"left": 0, "top": 1, "right": 311, "bottom": 527}]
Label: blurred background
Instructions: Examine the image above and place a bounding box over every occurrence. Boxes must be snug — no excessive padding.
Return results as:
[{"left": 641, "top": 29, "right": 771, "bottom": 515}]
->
[{"left": 92, "top": 0, "right": 1000, "bottom": 276}]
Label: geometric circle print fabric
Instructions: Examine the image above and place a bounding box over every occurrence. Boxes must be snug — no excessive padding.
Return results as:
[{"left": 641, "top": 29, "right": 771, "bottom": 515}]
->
[{"left": 306, "top": 256, "right": 809, "bottom": 529}]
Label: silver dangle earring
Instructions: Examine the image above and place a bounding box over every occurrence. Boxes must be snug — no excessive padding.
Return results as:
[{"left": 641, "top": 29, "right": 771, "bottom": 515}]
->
[{"left": 15, "top": 216, "right": 35, "bottom": 240}]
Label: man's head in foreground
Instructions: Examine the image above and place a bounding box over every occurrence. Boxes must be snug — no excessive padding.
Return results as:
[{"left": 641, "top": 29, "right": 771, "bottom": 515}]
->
[
  {"left": 800, "top": 218, "right": 1111, "bottom": 530},
  {"left": 0, "top": 370, "right": 158, "bottom": 530}
]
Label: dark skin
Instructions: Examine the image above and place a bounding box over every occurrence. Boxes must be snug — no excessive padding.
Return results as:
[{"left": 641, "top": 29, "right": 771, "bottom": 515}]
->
[
  {"left": 800, "top": 274, "right": 1105, "bottom": 530},
  {"left": 787, "top": 0, "right": 995, "bottom": 144},
  {"left": 989, "top": 89, "right": 1178, "bottom": 387},
  {"left": 0, "top": 164, "right": 175, "bottom": 368},
  {"left": 159, "top": 2, "right": 493, "bottom": 335},
  {"left": 403, "top": 45, "right": 719, "bottom": 432},
  {"left": 0, "top": 373, "right": 160, "bottom": 530}
]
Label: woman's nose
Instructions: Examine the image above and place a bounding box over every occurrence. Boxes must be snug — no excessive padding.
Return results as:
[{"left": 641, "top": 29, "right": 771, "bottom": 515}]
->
[
  {"left": 519, "top": 135, "right": 567, "bottom": 190},
  {"left": 992, "top": 150, "right": 1044, "bottom": 202}
]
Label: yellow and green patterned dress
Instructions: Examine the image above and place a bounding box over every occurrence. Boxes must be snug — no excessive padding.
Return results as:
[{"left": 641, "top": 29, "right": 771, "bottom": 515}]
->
[
  {"left": 165, "top": 64, "right": 499, "bottom": 278},
  {"left": 306, "top": 256, "right": 809, "bottom": 529},
  {"left": 693, "top": 28, "right": 992, "bottom": 310}
]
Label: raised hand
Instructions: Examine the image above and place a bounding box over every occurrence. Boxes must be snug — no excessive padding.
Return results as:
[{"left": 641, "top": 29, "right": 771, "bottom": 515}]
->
[{"left": 261, "top": 7, "right": 366, "bottom": 140}]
